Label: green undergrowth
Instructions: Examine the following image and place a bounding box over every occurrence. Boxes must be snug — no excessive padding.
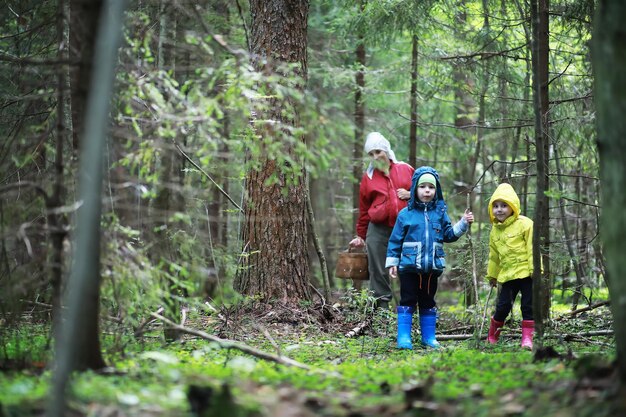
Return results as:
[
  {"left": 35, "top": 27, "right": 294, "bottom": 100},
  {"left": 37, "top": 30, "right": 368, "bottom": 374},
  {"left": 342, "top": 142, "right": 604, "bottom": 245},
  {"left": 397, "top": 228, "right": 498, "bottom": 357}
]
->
[{"left": 0, "top": 321, "right": 618, "bottom": 417}]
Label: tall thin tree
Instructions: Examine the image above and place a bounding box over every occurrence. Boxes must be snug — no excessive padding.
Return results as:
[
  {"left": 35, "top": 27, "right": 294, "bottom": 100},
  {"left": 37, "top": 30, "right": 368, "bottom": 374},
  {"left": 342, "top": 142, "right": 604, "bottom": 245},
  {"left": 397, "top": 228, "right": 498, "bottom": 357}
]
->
[{"left": 530, "top": 0, "right": 550, "bottom": 350}]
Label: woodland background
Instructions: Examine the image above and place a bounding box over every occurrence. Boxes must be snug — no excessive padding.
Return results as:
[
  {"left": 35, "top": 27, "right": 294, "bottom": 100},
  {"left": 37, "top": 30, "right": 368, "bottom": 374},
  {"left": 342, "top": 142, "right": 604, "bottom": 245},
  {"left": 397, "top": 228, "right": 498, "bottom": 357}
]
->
[{"left": 1, "top": 0, "right": 626, "bottom": 416}]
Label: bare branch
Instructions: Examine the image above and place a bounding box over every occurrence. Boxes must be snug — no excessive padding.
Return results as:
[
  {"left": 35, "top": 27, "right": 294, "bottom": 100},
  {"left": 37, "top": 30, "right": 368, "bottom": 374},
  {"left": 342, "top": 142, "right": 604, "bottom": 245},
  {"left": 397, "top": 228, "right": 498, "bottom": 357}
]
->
[
  {"left": 150, "top": 313, "right": 311, "bottom": 370},
  {"left": 555, "top": 300, "right": 610, "bottom": 320}
]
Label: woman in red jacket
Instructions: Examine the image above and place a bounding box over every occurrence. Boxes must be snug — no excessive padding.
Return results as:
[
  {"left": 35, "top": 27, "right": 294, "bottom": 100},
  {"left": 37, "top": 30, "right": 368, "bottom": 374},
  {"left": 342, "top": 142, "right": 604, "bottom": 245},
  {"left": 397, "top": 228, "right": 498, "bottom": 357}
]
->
[{"left": 349, "top": 132, "right": 414, "bottom": 309}]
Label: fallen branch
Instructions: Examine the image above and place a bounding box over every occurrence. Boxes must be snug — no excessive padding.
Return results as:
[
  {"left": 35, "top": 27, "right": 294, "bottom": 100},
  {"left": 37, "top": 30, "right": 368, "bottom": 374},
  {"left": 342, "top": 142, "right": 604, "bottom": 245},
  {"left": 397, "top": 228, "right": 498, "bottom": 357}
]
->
[
  {"left": 134, "top": 307, "right": 165, "bottom": 337},
  {"left": 556, "top": 300, "right": 610, "bottom": 320},
  {"left": 345, "top": 319, "right": 371, "bottom": 338},
  {"left": 23, "top": 300, "right": 123, "bottom": 324},
  {"left": 438, "top": 334, "right": 487, "bottom": 341},
  {"left": 150, "top": 313, "right": 310, "bottom": 370},
  {"left": 562, "top": 330, "right": 613, "bottom": 341},
  {"left": 436, "top": 329, "right": 614, "bottom": 341}
]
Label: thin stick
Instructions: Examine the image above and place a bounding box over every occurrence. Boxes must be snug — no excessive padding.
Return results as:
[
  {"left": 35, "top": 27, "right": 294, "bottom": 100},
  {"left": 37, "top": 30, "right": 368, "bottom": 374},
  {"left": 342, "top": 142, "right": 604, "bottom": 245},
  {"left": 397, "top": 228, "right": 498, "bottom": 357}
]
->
[
  {"left": 173, "top": 142, "right": 243, "bottom": 213},
  {"left": 437, "top": 329, "right": 614, "bottom": 341},
  {"left": 305, "top": 176, "right": 331, "bottom": 301},
  {"left": 556, "top": 300, "right": 610, "bottom": 320},
  {"left": 467, "top": 193, "right": 481, "bottom": 347},
  {"left": 151, "top": 313, "right": 310, "bottom": 370},
  {"left": 479, "top": 286, "right": 494, "bottom": 342}
]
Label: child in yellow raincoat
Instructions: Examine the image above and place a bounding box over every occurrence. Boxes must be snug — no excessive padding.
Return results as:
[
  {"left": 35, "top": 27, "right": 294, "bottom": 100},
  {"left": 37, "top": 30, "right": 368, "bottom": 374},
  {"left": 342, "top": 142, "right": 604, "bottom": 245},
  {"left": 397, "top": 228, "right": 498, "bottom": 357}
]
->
[{"left": 485, "top": 183, "right": 535, "bottom": 349}]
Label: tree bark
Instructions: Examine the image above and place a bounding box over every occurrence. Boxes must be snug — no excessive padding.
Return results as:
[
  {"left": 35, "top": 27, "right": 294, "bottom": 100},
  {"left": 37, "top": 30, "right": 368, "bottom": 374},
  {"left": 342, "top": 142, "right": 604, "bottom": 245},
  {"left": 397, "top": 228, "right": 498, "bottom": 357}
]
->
[
  {"left": 69, "top": 0, "right": 104, "bottom": 154},
  {"left": 234, "top": 0, "right": 311, "bottom": 302},
  {"left": 353, "top": 33, "right": 366, "bottom": 231},
  {"left": 592, "top": 0, "right": 626, "bottom": 386},
  {"left": 554, "top": 147, "right": 585, "bottom": 310},
  {"left": 531, "top": 0, "right": 550, "bottom": 350},
  {"left": 153, "top": 0, "right": 185, "bottom": 341},
  {"left": 409, "top": 33, "right": 418, "bottom": 169},
  {"left": 50, "top": 0, "right": 70, "bottom": 341},
  {"left": 50, "top": 1, "right": 126, "bottom": 415},
  {"left": 351, "top": 27, "right": 366, "bottom": 292}
]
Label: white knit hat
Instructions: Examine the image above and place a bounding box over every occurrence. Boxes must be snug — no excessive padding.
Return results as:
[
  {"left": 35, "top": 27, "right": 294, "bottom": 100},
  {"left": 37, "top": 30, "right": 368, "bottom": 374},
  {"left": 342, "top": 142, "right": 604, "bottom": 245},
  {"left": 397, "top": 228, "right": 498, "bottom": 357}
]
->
[{"left": 364, "top": 132, "right": 397, "bottom": 178}]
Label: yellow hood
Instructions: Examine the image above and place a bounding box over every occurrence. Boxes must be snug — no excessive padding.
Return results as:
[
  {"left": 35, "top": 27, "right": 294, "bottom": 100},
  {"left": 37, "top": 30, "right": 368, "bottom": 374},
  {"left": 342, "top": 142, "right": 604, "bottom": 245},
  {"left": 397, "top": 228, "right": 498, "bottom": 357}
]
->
[{"left": 488, "top": 183, "right": 521, "bottom": 224}]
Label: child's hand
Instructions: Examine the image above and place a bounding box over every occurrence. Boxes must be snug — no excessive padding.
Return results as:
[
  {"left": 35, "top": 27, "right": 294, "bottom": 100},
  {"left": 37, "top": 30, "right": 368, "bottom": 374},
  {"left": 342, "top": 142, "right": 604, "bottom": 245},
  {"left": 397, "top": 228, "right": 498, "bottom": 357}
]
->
[
  {"left": 489, "top": 278, "right": 497, "bottom": 287},
  {"left": 463, "top": 208, "right": 474, "bottom": 224},
  {"left": 397, "top": 188, "right": 410, "bottom": 200},
  {"left": 389, "top": 266, "right": 398, "bottom": 279}
]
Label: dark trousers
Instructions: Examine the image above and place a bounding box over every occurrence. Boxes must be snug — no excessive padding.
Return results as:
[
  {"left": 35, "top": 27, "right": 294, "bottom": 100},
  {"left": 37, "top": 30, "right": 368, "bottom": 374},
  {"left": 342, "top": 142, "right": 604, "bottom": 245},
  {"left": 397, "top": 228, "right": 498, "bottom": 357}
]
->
[
  {"left": 493, "top": 277, "right": 533, "bottom": 322},
  {"left": 398, "top": 271, "right": 441, "bottom": 311},
  {"left": 366, "top": 223, "right": 394, "bottom": 303}
]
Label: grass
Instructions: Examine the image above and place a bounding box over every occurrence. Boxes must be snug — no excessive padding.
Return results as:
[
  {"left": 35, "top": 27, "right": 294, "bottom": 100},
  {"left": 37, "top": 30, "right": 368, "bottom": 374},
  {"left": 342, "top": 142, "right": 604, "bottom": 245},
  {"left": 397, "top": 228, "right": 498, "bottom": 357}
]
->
[{"left": 0, "top": 294, "right": 619, "bottom": 417}]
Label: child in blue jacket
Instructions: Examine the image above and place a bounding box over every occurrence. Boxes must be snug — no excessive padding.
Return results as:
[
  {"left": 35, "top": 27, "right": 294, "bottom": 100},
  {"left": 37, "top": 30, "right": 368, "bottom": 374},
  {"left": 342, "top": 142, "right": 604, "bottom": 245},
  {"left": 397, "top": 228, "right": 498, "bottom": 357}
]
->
[{"left": 386, "top": 167, "right": 474, "bottom": 349}]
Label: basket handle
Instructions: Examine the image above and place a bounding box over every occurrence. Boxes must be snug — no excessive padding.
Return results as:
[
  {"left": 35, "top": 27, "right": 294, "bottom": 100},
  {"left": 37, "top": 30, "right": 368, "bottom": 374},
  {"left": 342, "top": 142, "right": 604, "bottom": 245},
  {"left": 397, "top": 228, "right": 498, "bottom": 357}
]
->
[{"left": 347, "top": 245, "right": 366, "bottom": 254}]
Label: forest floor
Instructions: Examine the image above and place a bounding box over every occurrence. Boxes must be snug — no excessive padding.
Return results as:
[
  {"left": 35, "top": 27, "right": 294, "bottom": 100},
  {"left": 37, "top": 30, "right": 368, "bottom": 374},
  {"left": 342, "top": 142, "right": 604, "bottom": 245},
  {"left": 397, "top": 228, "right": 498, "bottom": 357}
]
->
[{"left": 0, "top": 290, "right": 623, "bottom": 417}]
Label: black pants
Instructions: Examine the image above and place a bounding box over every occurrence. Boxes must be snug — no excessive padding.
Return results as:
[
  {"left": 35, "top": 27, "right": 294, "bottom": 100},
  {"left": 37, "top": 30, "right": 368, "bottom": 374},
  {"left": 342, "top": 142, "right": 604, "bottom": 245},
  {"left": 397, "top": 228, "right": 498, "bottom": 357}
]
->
[
  {"left": 398, "top": 271, "right": 441, "bottom": 311},
  {"left": 493, "top": 277, "right": 533, "bottom": 322}
]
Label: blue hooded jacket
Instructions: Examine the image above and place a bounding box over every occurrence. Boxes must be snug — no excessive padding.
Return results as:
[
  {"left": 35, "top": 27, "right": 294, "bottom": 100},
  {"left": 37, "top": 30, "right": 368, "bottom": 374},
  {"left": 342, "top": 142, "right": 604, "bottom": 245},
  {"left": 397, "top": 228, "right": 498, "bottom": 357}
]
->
[{"left": 385, "top": 166, "right": 468, "bottom": 273}]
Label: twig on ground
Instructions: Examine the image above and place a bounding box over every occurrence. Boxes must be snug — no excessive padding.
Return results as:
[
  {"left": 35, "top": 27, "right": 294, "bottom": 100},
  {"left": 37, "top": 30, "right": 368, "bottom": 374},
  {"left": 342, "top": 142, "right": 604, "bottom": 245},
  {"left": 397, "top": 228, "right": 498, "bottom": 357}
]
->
[
  {"left": 556, "top": 300, "right": 610, "bottom": 320},
  {"left": 256, "top": 324, "right": 282, "bottom": 357},
  {"left": 435, "top": 329, "right": 614, "bottom": 341},
  {"left": 134, "top": 307, "right": 165, "bottom": 337},
  {"left": 150, "top": 313, "right": 311, "bottom": 370},
  {"left": 309, "top": 283, "right": 327, "bottom": 305},
  {"left": 562, "top": 330, "right": 614, "bottom": 340},
  {"left": 345, "top": 319, "right": 371, "bottom": 338},
  {"left": 23, "top": 300, "right": 123, "bottom": 324}
]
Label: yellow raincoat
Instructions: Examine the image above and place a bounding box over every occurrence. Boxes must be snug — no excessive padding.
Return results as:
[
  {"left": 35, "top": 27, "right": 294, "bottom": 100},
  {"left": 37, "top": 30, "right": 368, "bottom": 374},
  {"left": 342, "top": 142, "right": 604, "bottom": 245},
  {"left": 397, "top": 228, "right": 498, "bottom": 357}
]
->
[{"left": 486, "top": 183, "right": 534, "bottom": 284}]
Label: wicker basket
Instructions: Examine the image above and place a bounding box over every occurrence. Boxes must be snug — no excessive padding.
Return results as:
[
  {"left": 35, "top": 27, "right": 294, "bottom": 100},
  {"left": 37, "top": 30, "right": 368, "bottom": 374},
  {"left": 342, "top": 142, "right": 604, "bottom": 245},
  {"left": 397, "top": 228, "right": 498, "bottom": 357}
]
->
[{"left": 335, "top": 248, "right": 368, "bottom": 280}]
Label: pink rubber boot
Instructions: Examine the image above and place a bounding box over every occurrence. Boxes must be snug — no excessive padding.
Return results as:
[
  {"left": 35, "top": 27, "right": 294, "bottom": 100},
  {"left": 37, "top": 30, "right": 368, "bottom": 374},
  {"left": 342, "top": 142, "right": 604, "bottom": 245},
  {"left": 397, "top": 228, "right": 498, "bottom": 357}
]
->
[
  {"left": 521, "top": 320, "right": 534, "bottom": 349},
  {"left": 487, "top": 317, "right": 505, "bottom": 344}
]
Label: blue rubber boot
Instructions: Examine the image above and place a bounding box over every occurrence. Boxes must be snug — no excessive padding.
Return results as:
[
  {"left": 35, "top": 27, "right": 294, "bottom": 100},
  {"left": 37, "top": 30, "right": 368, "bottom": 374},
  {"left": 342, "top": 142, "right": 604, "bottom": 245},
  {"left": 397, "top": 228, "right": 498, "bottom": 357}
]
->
[
  {"left": 396, "top": 306, "right": 414, "bottom": 349},
  {"left": 419, "top": 308, "right": 441, "bottom": 349}
]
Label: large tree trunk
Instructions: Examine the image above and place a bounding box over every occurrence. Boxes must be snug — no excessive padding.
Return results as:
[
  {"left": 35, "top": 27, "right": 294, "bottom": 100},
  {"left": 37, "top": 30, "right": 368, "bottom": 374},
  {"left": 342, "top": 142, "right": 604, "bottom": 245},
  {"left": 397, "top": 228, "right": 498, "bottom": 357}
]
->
[
  {"left": 531, "top": 0, "right": 550, "bottom": 350},
  {"left": 50, "top": 1, "right": 126, "bottom": 415},
  {"left": 61, "top": 0, "right": 107, "bottom": 371},
  {"left": 234, "top": 0, "right": 311, "bottom": 302},
  {"left": 592, "top": 0, "right": 626, "bottom": 387}
]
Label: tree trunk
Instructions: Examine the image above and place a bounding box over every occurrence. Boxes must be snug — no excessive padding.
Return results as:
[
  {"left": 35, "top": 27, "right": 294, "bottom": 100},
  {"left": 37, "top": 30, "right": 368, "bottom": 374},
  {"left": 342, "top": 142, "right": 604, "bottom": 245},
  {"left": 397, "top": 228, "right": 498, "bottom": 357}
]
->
[
  {"left": 234, "top": 0, "right": 311, "bottom": 302},
  {"left": 554, "top": 147, "right": 585, "bottom": 309},
  {"left": 409, "top": 33, "right": 418, "bottom": 169},
  {"left": 153, "top": 0, "right": 185, "bottom": 341},
  {"left": 49, "top": 0, "right": 70, "bottom": 340},
  {"left": 50, "top": 1, "right": 126, "bottom": 415},
  {"left": 530, "top": 0, "right": 550, "bottom": 350},
  {"left": 592, "top": 0, "right": 626, "bottom": 386},
  {"left": 353, "top": 33, "right": 366, "bottom": 231},
  {"left": 351, "top": 28, "right": 366, "bottom": 292},
  {"left": 69, "top": 0, "right": 104, "bottom": 154},
  {"left": 62, "top": 0, "right": 108, "bottom": 371}
]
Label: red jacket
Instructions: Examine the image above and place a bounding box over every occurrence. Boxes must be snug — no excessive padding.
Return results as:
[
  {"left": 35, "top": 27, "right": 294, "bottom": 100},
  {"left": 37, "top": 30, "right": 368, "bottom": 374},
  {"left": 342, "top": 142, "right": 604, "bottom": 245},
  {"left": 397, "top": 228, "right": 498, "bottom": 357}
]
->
[{"left": 356, "top": 161, "right": 414, "bottom": 239}]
